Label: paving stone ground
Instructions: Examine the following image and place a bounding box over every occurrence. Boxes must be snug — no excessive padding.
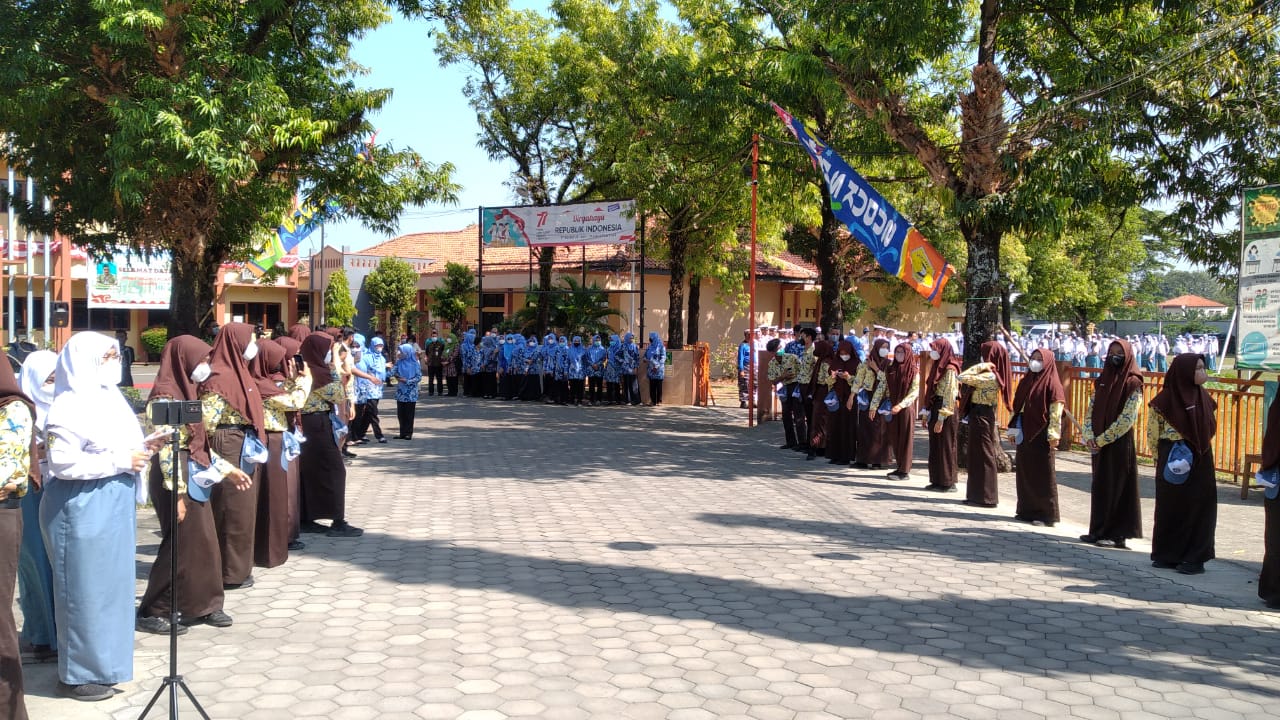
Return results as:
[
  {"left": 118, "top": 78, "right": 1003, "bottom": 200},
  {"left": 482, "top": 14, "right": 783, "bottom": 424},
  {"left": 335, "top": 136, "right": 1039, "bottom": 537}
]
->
[{"left": 21, "top": 397, "right": 1280, "bottom": 719}]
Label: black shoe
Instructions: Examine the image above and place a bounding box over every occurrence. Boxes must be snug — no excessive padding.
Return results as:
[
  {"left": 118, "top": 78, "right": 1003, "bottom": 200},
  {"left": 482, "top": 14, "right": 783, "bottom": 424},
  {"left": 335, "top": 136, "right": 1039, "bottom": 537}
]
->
[
  {"left": 301, "top": 521, "right": 328, "bottom": 534},
  {"left": 223, "top": 575, "right": 254, "bottom": 590},
  {"left": 1265, "top": 599, "right": 1280, "bottom": 610},
  {"left": 61, "top": 682, "right": 114, "bottom": 702},
  {"left": 962, "top": 499, "right": 998, "bottom": 508},
  {"left": 780, "top": 444, "right": 795, "bottom": 450},
  {"left": 1079, "top": 534, "right": 1098, "bottom": 544},
  {"left": 805, "top": 451, "right": 815, "bottom": 461},
  {"left": 1151, "top": 560, "right": 1178, "bottom": 569},
  {"left": 342, "top": 449, "right": 357, "bottom": 459},
  {"left": 288, "top": 540, "right": 305, "bottom": 551},
  {"left": 740, "top": 402, "right": 747, "bottom": 409},
  {"left": 326, "top": 522, "right": 364, "bottom": 538},
  {"left": 793, "top": 445, "right": 809, "bottom": 453},
  {"left": 204, "top": 610, "right": 234, "bottom": 628},
  {"left": 377, "top": 438, "right": 388, "bottom": 444},
  {"left": 136, "top": 615, "right": 188, "bottom": 636},
  {"left": 1176, "top": 562, "right": 1205, "bottom": 575},
  {"left": 1114, "top": 539, "right": 1128, "bottom": 550}
]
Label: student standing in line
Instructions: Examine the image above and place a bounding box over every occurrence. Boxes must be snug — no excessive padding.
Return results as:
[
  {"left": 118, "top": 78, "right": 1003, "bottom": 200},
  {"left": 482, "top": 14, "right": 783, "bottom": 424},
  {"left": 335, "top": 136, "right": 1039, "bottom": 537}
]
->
[
  {"left": 1009, "top": 347, "right": 1064, "bottom": 526},
  {"left": 922, "top": 338, "right": 961, "bottom": 492},
  {"left": 0, "top": 351, "right": 36, "bottom": 717},
  {"left": 1080, "top": 339, "right": 1145, "bottom": 549},
  {"left": 958, "top": 341, "right": 1012, "bottom": 508},
  {"left": 873, "top": 343, "right": 919, "bottom": 481}
]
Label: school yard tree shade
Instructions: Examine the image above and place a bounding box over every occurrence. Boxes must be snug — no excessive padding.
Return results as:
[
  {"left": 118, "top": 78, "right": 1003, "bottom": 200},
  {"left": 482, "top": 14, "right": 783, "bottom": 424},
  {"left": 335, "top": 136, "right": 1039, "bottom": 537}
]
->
[{"left": 0, "top": 1, "right": 458, "bottom": 337}]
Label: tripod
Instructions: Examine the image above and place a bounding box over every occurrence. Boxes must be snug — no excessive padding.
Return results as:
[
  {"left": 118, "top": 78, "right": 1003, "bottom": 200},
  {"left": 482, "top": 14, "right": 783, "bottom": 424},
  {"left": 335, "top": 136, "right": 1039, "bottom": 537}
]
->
[{"left": 138, "top": 427, "right": 210, "bottom": 720}]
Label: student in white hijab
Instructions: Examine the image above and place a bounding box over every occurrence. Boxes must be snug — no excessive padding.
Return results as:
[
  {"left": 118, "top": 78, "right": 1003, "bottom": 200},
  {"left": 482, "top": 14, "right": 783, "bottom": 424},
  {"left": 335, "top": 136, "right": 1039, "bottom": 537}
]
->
[
  {"left": 16, "top": 351, "right": 57, "bottom": 664},
  {"left": 40, "top": 332, "right": 159, "bottom": 702}
]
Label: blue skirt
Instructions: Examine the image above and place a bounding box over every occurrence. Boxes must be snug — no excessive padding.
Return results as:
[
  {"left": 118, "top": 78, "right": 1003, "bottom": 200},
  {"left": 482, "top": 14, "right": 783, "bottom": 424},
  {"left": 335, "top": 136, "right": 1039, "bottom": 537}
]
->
[
  {"left": 17, "top": 486, "right": 57, "bottom": 648},
  {"left": 39, "top": 473, "right": 136, "bottom": 685}
]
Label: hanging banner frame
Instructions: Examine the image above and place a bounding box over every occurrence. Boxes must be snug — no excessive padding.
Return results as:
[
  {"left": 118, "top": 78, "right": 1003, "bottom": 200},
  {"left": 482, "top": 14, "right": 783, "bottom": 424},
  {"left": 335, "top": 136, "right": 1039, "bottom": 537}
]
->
[{"left": 1236, "top": 183, "right": 1280, "bottom": 370}]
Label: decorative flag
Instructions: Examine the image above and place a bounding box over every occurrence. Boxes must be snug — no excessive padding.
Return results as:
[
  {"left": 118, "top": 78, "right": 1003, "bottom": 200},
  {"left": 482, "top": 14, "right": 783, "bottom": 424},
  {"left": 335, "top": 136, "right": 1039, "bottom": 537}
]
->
[
  {"left": 247, "top": 196, "right": 341, "bottom": 277},
  {"left": 772, "top": 103, "right": 955, "bottom": 307}
]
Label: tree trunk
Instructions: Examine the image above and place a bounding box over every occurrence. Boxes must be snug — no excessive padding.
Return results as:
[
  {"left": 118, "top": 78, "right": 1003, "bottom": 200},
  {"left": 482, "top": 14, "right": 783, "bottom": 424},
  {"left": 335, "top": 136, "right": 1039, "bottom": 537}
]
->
[
  {"left": 535, "top": 246, "right": 556, "bottom": 335},
  {"left": 686, "top": 273, "right": 701, "bottom": 347},
  {"left": 961, "top": 220, "right": 1002, "bottom": 367},
  {"left": 816, "top": 183, "right": 843, "bottom": 331},
  {"left": 168, "top": 234, "right": 219, "bottom": 338},
  {"left": 1001, "top": 284, "right": 1013, "bottom": 330},
  {"left": 667, "top": 229, "right": 688, "bottom": 348}
]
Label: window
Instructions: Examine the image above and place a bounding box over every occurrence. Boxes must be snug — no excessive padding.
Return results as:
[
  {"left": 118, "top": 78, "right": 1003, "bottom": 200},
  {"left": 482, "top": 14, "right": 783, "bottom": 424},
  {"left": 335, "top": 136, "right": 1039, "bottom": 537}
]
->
[
  {"left": 0, "top": 298, "right": 47, "bottom": 331},
  {"left": 296, "top": 293, "right": 310, "bottom": 321},
  {"left": 229, "top": 302, "right": 281, "bottom": 331},
  {"left": 146, "top": 310, "right": 172, "bottom": 328},
  {"left": 480, "top": 292, "right": 505, "bottom": 308},
  {"left": 71, "top": 300, "right": 130, "bottom": 331}
]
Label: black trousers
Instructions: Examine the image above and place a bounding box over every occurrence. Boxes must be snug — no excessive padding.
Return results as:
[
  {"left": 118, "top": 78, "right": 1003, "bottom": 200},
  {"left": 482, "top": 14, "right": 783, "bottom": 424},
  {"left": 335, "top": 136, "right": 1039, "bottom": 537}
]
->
[
  {"left": 350, "top": 399, "right": 383, "bottom": 441},
  {"left": 427, "top": 365, "right": 444, "bottom": 395},
  {"left": 569, "top": 379, "right": 585, "bottom": 405},
  {"left": 396, "top": 401, "right": 415, "bottom": 438},
  {"left": 649, "top": 378, "right": 664, "bottom": 405},
  {"left": 588, "top": 377, "right": 603, "bottom": 403},
  {"left": 606, "top": 381, "right": 621, "bottom": 403},
  {"left": 782, "top": 382, "right": 808, "bottom": 447},
  {"left": 622, "top": 374, "right": 640, "bottom": 405},
  {"left": 445, "top": 375, "right": 459, "bottom": 396}
]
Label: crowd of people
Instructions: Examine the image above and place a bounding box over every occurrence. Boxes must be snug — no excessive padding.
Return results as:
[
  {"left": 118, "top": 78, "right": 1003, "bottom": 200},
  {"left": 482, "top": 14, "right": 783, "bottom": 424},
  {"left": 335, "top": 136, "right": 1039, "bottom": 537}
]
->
[{"left": 751, "top": 323, "right": 1279, "bottom": 613}]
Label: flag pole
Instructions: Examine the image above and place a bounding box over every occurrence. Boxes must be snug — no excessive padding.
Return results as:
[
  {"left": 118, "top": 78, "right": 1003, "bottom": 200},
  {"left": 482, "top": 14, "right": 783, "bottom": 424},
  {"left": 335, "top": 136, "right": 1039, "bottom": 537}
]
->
[{"left": 748, "top": 134, "right": 759, "bottom": 428}]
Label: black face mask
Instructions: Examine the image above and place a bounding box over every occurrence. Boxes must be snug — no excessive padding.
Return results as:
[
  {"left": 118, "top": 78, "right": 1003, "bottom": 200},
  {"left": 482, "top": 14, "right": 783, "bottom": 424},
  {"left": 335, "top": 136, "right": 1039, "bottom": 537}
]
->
[{"left": 1108, "top": 355, "right": 1125, "bottom": 367}]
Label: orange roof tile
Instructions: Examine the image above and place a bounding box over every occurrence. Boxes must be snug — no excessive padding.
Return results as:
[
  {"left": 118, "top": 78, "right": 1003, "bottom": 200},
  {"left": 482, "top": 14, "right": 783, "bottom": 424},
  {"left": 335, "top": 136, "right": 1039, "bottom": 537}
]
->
[{"left": 1156, "top": 294, "right": 1228, "bottom": 309}]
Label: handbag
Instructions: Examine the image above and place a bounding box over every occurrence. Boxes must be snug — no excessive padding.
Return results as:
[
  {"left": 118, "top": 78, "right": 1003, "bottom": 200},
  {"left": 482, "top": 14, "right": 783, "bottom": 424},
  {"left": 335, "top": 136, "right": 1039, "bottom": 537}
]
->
[
  {"left": 1162, "top": 440, "right": 1193, "bottom": 485},
  {"left": 823, "top": 390, "right": 839, "bottom": 412}
]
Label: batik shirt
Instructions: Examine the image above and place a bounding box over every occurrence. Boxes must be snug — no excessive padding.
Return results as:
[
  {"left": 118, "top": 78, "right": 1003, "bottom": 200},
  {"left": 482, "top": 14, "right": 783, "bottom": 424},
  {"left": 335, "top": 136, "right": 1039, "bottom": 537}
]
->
[
  {"left": 200, "top": 393, "right": 251, "bottom": 431},
  {"left": 262, "top": 377, "right": 312, "bottom": 433},
  {"left": 933, "top": 368, "right": 959, "bottom": 418},
  {"left": 795, "top": 345, "right": 816, "bottom": 385},
  {"left": 355, "top": 349, "right": 386, "bottom": 403},
  {"left": 395, "top": 365, "right": 421, "bottom": 403},
  {"left": 767, "top": 353, "right": 800, "bottom": 385},
  {"left": 870, "top": 371, "right": 919, "bottom": 413},
  {"left": 1146, "top": 407, "right": 1187, "bottom": 449},
  {"left": 553, "top": 345, "right": 570, "bottom": 380},
  {"left": 958, "top": 363, "right": 1001, "bottom": 407},
  {"left": 1081, "top": 391, "right": 1142, "bottom": 447},
  {"left": 143, "top": 399, "right": 235, "bottom": 494},
  {"left": 0, "top": 403, "right": 32, "bottom": 498},
  {"left": 644, "top": 345, "right": 665, "bottom": 380},
  {"left": 567, "top": 347, "right": 587, "bottom": 380},
  {"left": 301, "top": 381, "right": 349, "bottom": 414},
  {"left": 619, "top": 342, "right": 640, "bottom": 374},
  {"left": 586, "top": 346, "right": 608, "bottom": 378},
  {"left": 605, "top": 344, "right": 623, "bottom": 382}
]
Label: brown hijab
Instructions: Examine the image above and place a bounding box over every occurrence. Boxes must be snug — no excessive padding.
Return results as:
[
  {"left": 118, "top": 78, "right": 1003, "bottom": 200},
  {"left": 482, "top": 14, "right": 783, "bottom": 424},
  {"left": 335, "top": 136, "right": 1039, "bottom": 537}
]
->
[
  {"left": 198, "top": 322, "right": 265, "bottom": 439},
  {"left": 1011, "top": 348, "right": 1066, "bottom": 441},
  {"left": 249, "top": 338, "right": 288, "bottom": 400},
  {"left": 1149, "top": 353, "right": 1216, "bottom": 455},
  {"left": 288, "top": 324, "right": 311, "bottom": 343},
  {"left": 887, "top": 343, "right": 919, "bottom": 403},
  {"left": 866, "top": 338, "right": 890, "bottom": 374},
  {"left": 275, "top": 336, "right": 302, "bottom": 363},
  {"left": 302, "top": 333, "right": 336, "bottom": 388},
  {"left": 810, "top": 339, "right": 834, "bottom": 392},
  {"left": 152, "top": 335, "right": 215, "bottom": 466},
  {"left": 1091, "top": 338, "right": 1144, "bottom": 434},
  {"left": 925, "top": 337, "right": 962, "bottom": 401}
]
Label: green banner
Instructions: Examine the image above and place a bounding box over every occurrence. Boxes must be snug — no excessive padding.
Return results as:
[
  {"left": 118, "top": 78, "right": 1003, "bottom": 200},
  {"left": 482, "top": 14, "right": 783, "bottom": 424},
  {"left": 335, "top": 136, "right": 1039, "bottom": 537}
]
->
[{"left": 1245, "top": 184, "right": 1280, "bottom": 238}]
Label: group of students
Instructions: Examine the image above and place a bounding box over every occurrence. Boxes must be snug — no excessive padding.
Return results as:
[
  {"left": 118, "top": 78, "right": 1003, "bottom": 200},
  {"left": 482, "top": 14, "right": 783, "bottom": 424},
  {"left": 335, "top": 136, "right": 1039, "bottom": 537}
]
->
[
  {"left": 458, "top": 329, "right": 669, "bottom": 407},
  {"left": 0, "top": 322, "right": 371, "bottom": 712},
  {"left": 765, "top": 326, "right": 1280, "bottom": 608}
]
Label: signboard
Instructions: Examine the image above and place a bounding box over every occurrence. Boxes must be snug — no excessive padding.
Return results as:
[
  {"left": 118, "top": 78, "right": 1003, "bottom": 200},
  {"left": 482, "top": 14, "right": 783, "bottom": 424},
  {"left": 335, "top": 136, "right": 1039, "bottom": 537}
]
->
[
  {"left": 1237, "top": 184, "right": 1280, "bottom": 369},
  {"left": 88, "top": 251, "right": 172, "bottom": 309},
  {"left": 481, "top": 201, "right": 636, "bottom": 248}
]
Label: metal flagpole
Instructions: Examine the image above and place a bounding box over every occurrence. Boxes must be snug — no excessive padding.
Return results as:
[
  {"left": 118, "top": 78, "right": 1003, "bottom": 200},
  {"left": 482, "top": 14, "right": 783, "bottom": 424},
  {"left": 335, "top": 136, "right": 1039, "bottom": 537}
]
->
[
  {"left": 639, "top": 217, "right": 646, "bottom": 343},
  {"left": 477, "top": 207, "right": 484, "bottom": 332},
  {"left": 748, "top": 134, "right": 759, "bottom": 428}
]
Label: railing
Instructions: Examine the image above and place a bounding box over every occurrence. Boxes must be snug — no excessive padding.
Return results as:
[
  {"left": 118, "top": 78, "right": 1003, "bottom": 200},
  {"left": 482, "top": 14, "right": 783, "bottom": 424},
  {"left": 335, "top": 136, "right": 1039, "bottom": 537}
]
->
[{"left": 999, "top": 362, "right": 1268, "bottom": 485}]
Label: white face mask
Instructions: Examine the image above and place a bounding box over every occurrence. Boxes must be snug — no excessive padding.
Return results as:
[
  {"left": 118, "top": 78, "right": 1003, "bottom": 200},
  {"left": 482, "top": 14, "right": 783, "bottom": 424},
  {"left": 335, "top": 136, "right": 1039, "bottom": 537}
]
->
[
  {"left": 929, "top": 350, "right": 941, "bottom": 361},
  {"left": 839, "top": 354, "right": 851, "bottom": 362},
  {"left": 878, "top": 348, "right": 890, "bottom": 358},
  {"left": 1028, "top": 359, "right": 1044, "bottom": 373},
  {"left": 242, "top": 340, "right": 259, "bottom": 361},
  {"left": 98, "top": 358, "right": 122, "bottom": 387},
  {"left": 324, "top": 350, "right": 333, "bottom": 364},
  {"left": 190, "top": 362, "right": 212, "bottom": 383}
]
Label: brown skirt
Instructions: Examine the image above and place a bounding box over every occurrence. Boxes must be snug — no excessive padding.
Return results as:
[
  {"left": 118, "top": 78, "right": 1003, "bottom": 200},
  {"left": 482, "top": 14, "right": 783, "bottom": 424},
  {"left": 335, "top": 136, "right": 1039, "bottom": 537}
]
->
[
  {"left": 927, "top": 398, "right": 958, "bottom": 488},
  {"left": 138, "top": 458, "right": 225, "bottom": 619},
  {"left": 1087, "top": 431, "right": 1143, "bottom": 541},
  {"left": 1014, "top": 431, "right": 1060, "bottom": 523},
  {"left": 1261, "top": 494, "right": 1280, "bottom": 605},
  {"left": 300, "top": 412, "right": 346, "bottom": 523},
  {"left": 1151, "top": 439, "right": 1216, "bottom": 566},
  {"left": 254, "top": 432, "right": 292, "bottom": 569},
  {"left": 887, "top": 403, "right": 916, "bottom": 475},
  {"left": 209, "top": 427, "right": 254, "bottom": 585},
  {"left": 826, "top": 403, "right": 856, "bottom": 464},
  {"left": 855, "top": 405, "right": 894, "bottom": 467},
  {"left": 965, "top": 404, "right": 1000, "bottom": 506},
  {"left": 0, "top": 506, "right": 29, "bottom": 720}
]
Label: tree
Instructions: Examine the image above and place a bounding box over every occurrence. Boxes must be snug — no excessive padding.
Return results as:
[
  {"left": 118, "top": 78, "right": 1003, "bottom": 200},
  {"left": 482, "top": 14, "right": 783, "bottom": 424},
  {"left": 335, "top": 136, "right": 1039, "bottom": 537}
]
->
[
  {"left": 324, "top": 269, "right": 357, "bottom": 328},
  {"left": 365, "top": 257, "right": 420, "bottom": 335},
  {"left": 426, "top": 261, "right": 477, "bottom": 328},
  {"left": 0, "top": 1, "right": 458, "bottom": 336},
  {"left": 512, "top": 277, "right": 623, "bottom": 338}
]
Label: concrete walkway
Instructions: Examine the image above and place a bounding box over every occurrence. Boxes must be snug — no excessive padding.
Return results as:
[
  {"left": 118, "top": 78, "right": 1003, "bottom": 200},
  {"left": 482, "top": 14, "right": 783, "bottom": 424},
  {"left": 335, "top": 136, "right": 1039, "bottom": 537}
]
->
[{"left": 21, "top": 398, "right": 1280, "bottom": 719}]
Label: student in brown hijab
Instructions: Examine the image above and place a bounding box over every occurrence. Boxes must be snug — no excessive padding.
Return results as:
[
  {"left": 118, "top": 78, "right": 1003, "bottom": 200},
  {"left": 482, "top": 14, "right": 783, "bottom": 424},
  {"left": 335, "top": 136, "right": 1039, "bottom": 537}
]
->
[
  {"left": 248, "top": 339, "right": 312, "bottom": 568},
  {"left": 288, "top": 323, "right": 312, "bottom": 344},
  {"left": 274, "top": 336, "right": 307, "bottom": 548},
  {"left": 1258, "top": 389, "right": 1280, "bottom": 609},
  {"left": 138, "top": 336, "right": 252, "bottom": 633},
  {"left": 822, "top": 340, "right": 858, "bottom": 464},
  {"left": 923, "top": 338, "right": 962, "bottom": 492},
  {"left": 198, "top": 322, "right": 266, "bottom": 589},
  {"left": 872, "top": 343, "right": 919, "bottom": 481},
  {"left": 959, "top": 340, "right": 1012, "bottom": 507},
  {"left": 1147, "top": 353, "right": 1217, "bottom": 575},
  {"left": 1009, "top": 347, "right": 1065, "bottom": 526},
  {"left": 298, "top": 333, "right": 363, "bottom": 537},
  {"left": 807, "top": 340, "right": 835, "bottom": 460},
  {"left": 0, "top": 357, "right": 34, "bottom": 718},
  {"left": 1080, "top": 339, "right": 1144, "bottom": 548},
  {"left": 854, "top": 338, "right": 894, "bottom": 469}
]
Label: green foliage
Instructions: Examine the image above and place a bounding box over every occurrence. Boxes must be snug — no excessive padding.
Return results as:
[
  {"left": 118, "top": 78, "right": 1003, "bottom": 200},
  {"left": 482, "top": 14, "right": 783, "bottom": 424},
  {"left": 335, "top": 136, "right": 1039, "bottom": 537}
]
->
[
  {"left": 324, "top": 269, "right": 357, "bottom": 328},
  {"left": 0, "top": 1, "right": 458, "bottom": 335},
  {"left": 426, "top": 262, "right": 477, "bottom": 328},
  {"left": 140, "top": 327, "right": 168, "bottom": 358},
  {"left": 512, "top": 277, "right": 623, "bottom": 338},
  {"left": 840, "top": 292, "right": 868, "bottom": 326},
  {"left": 365, "top": 257, "right": 420, "bottom": 334}
]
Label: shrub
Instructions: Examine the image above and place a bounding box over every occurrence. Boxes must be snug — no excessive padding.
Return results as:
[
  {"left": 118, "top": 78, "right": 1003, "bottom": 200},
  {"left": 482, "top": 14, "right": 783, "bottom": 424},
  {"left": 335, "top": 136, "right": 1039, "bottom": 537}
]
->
[{"left": 140, "top": 327, "right": 168, "bottom": 358}]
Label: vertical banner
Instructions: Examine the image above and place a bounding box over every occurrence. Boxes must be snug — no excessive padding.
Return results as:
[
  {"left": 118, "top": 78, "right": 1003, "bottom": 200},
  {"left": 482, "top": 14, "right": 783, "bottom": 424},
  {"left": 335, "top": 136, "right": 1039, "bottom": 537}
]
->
[
  {"left": 1237, "top": 184, "right": 1280, "bottom": 369},
  {"left": 88, "top": 251, "right": 172, "bottom": 309},
  {"left": 772, "top": 103, "right": 954, "bottom": 307}
]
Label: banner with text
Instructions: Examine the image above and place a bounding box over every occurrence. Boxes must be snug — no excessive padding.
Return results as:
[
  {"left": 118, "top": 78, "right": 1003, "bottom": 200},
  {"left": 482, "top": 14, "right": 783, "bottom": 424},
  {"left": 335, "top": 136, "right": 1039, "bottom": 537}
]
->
[
  {"left": 1237, "top": 184, "right": 1280, "bottom": 369},
  {"left": 772, "top": 103, "right": 954, "bottom": 307},
  {"left": 481, "top": 201, "right": 636, "bottom": 248},
  {"left": 248, "top": 196, "right": 340, "bottom": 277},
  {"left": 89, "top": 251, "right": 172, "bottom": 309}
]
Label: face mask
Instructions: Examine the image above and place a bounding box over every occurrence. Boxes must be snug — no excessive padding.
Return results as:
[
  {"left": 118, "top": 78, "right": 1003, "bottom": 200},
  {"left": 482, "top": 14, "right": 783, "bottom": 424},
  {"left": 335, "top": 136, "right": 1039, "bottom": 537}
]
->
[
  {"left": 190, "top": 362, "right": 212, "bottom": 383},
  {"left": 878, "top": 348, "right": 889, "bottom": 358},
  {"left": 1028, "top": 359, "right": 1044, "bottom": 373},
  {"left": 324, "top": 350, "right": 333, "bottom": 364},
  {"left": 1108, "top": 355, "right": 1124, "bottom": 367},
  {"left": 594, "top": 341, "right": 601, "bottom": 347},
  {"left": 242, "top": 340, "right": 259, "bottom": 361},
  {"left": 839, "top": 354, "right": 851, "bottom": 362},
  {"left": 528, "top": 343, "right": 536, "bottom": 348},
  {"left": 929, "top": 350, "right": 941, "bottom": 361},
  {"left": 98, "top": 358, "right": 122, "bottom": 387}
]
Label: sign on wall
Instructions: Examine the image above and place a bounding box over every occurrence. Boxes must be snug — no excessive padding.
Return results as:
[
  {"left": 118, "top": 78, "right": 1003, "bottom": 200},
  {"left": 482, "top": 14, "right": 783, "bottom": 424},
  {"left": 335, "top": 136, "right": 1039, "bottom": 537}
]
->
[
  {"left": 1236, "top": 184, "right": 1280, "bottom": 369},
  {"left": 481, "top": 201, "right": 636, "bottom": 248},
  {"left": 88, "top": 251, "right": 172, "bottom": 309}
]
